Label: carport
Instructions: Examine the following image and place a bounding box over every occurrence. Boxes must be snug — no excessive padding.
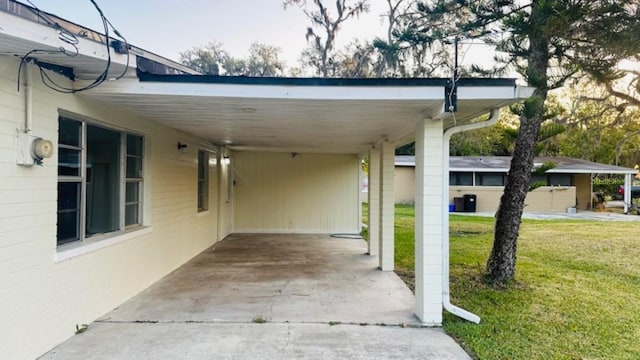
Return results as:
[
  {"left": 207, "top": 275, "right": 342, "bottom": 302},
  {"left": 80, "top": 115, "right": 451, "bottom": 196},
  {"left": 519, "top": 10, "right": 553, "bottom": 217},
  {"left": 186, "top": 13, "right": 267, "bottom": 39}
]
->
[
  {"left": 83, "top": 72, "right": 533, "bottom": 325},
  {"left": 0, "top": 3, "right": 533, "bottom": 357},
  {"left": 42, "top": 234, "right": 471, "bottom": 359}
]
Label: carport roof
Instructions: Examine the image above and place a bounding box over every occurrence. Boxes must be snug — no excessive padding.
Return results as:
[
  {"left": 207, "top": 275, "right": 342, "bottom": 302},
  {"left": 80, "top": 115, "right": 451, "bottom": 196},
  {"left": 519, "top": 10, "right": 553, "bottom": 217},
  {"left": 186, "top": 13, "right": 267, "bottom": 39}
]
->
[
  {"left": 1, "top": 0, "right": 532, "bottom": 154},
  {"left": 82, "top": 74, "right": 531, "bottom": 154},
  {"left": 396, "top": 155, "right": 638, "bottom": 175}
]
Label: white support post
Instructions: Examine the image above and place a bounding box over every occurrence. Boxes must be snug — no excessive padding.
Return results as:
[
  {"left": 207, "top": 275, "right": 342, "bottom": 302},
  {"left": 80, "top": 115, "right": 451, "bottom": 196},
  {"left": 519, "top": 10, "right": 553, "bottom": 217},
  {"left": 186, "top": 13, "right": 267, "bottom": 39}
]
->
[
  {"left": 358, "top": 154, "right": 365, "bottom": 234},
  {"left": 368, "top": 148, "right": 381, "bottom": 256},
  {"left": 378, "top": 141, "right": 395, "bottom": 271},
  {"left": 414, "top": 118, "right": 444, "bottom": 325},
  {"left": 624, "top": 173, "right": 632, "bottom": 213}
]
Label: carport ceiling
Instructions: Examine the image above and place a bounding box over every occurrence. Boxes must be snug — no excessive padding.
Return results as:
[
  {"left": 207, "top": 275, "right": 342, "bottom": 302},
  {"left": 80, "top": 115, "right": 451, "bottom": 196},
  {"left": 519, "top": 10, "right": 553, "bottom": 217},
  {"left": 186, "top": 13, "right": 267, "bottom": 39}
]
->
[{"left": 84, "top": 76, "right": 526, "bottom": 154}]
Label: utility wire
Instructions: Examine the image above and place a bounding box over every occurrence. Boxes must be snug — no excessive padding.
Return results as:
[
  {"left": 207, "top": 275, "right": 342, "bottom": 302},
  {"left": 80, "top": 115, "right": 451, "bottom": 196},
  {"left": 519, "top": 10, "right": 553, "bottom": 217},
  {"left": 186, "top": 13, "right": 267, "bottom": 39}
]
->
[{"left": 17, "top": 0, "right": 129, "bottom": 93}]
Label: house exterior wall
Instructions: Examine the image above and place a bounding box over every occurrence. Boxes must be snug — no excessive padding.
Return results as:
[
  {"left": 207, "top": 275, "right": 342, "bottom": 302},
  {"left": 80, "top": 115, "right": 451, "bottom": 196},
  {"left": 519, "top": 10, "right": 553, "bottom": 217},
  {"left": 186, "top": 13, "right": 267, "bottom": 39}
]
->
[
  {"left": 397, "top": 166, "right": 578, "bottom": 213},
  {"left": 449, "top": 186, "right": 576, "bottom": 212},
  {"left": 575, "top": 173, "right": 592, "bottom": 210},
  {"left": 233, "top": 151, "right": 360, "bottom": 233},
  {"left": 449, "top": 186, "right": 502, "bottom": 212},
  {"left": 0, "top": 58, "right": 227, "bottom": 359},
  {"left": 394, "top": 166, "right": 415, "bottom": 204},
  {"left": 219, "top": 149, "right": 234, "bottom": 239}
]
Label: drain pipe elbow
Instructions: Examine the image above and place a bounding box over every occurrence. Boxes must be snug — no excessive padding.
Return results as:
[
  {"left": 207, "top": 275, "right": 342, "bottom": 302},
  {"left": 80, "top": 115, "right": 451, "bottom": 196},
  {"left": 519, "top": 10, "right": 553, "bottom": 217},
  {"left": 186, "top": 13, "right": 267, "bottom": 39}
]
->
[{"left": 441, "top": 109, "right": 501, "bottom": 324}]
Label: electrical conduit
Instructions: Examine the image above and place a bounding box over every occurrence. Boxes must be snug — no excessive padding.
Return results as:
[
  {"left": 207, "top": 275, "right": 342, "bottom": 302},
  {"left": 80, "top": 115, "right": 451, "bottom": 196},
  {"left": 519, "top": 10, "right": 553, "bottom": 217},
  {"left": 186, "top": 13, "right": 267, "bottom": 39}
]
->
[{"left": 24, "top": 63, "right": 33, "bottom": 133}]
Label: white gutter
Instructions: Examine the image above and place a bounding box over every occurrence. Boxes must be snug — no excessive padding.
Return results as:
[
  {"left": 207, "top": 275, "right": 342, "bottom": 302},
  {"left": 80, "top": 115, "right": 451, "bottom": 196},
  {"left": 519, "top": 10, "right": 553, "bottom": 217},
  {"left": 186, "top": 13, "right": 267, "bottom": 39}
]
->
[{"left": 441, "top": 109, "right": 501, "bottom": 324}]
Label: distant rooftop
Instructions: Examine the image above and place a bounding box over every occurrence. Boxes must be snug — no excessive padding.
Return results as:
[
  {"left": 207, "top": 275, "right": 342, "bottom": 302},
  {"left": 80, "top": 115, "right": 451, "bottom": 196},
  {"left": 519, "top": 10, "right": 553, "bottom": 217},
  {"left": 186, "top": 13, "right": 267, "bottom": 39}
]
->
[{"left": 395, "top": 156, "right": 637, "bottom": 175}]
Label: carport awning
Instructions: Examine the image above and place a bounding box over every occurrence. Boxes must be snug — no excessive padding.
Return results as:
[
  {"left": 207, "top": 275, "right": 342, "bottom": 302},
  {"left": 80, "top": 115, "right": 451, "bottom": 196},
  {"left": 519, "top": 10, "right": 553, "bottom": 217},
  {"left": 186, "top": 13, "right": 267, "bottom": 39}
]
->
[
  {"left": 0, "top": 1, "right": 532, "bottom": 154},
  {"left": 83, "top": 74, "right": 533, "bottom": 154}
]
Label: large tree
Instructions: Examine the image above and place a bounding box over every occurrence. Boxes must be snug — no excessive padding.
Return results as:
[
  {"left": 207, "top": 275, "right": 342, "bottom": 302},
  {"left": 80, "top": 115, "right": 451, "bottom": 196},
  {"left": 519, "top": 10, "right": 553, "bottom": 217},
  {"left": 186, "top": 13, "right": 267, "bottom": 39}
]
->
[
  {"left": 180, "top": 42, "right": 230, "bottom": 75},
  {"left": 373, "top": 0, "right": 452, "bottom": 77},
  {"left": 284, "top": 0, "right": 369, "bottom": 77},
  {"left": 180, "top": 42, "right": 286, "bottom": 76},
  {"left": 403, "top": 0, "right": 640, "bottom": 284},
  {"left": 558, "top": 80, "right": 640, "bottom": 167}
]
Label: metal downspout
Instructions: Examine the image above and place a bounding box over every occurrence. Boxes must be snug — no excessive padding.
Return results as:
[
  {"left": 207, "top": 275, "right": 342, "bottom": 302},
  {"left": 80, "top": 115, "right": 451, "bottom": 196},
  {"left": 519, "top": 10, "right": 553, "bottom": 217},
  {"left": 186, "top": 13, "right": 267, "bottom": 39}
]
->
[{"left": 441, "top": 109, "right": 501, "bottom": 324}]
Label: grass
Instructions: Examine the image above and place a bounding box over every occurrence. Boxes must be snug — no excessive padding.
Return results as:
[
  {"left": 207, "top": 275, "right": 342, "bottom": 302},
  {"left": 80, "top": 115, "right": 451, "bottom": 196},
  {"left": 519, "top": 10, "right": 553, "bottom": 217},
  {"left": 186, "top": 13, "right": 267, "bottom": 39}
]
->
[{"left": 366, "top": 203, "right": 640, "bottom": 359}]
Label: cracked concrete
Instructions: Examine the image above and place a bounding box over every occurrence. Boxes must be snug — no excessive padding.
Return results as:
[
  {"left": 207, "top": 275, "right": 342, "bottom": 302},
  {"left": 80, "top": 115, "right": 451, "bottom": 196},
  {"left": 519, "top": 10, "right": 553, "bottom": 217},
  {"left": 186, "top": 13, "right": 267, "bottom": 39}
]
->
[{"left": 40, "top": 234, "right": 470, "bottom": 359}]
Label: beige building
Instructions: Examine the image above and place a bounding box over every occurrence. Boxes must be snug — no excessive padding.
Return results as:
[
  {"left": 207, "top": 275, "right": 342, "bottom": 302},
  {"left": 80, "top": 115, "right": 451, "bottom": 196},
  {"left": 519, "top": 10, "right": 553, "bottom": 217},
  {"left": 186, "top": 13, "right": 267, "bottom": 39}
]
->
[
  {"left": 0, "top": 3, "right": 532, "bottom": 358},
  {"left": 395, "top": 156, "right": 637, "bottom": 212}
]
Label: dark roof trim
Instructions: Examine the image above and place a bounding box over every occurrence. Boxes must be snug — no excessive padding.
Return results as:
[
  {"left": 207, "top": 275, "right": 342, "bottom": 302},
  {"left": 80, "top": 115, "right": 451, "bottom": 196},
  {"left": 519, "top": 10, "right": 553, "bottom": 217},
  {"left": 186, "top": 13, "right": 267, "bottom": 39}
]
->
[
  {"left": 137, "top": 71, "right": 517, "bottom": 87},
  {"left": 395, "top": 155, "right": 637, "bottom": 174}
]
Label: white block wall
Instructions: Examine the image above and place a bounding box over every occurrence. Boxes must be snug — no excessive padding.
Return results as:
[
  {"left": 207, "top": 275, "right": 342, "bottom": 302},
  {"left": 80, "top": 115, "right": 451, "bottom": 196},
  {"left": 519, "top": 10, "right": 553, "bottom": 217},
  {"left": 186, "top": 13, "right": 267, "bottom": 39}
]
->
[
  {"left": 414, "top": 119, "right": 444, "bottom": 325},
  {"left": 0, "top": 57, "right": 229, "bottom": 359},
  {"left": 367, "top": 148, "right": 380, "bottom": 256},
  {"left": 378, "top": 141, "right": 395, "bottom": 271},
  {"left": 232, "top": 151, "right": 360, "bottom": 233}
]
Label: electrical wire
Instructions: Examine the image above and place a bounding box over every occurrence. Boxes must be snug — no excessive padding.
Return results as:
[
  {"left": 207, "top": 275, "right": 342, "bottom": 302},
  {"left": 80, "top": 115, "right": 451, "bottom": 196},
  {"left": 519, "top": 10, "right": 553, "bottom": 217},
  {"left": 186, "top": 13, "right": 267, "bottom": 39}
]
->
[{"left": 16, "top": 0, "right": 129, "bottom": 93}]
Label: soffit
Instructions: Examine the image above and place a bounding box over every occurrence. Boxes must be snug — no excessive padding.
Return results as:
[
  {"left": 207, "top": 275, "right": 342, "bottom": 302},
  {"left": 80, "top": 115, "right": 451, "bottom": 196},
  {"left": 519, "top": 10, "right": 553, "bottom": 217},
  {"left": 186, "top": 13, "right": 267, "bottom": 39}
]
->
[{"left": 83, "top": 80, "right": 521, "bottom": 154}]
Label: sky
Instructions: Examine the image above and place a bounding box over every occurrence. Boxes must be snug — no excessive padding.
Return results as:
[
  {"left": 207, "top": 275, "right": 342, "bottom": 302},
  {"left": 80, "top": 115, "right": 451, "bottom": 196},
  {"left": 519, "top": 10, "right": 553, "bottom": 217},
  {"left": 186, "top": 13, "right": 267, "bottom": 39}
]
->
[
  {"left": 30, "top": 0, "right": 497, "bottom": 74},
  {"left": 31, "top": 0, "right": 386, "bottom": 65}
]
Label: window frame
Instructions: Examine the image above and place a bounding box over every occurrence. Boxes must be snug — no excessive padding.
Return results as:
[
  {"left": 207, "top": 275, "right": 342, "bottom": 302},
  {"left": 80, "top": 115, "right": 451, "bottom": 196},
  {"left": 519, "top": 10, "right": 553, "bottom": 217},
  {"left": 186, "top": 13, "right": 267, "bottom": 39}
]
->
[
  {"left": 57, "top": 115, "right": 145, "bottom": 247},
  {"left": 449, "top": 171, "right": 474, "bottom": 186},
  {"left": 475, "top": 172, "right": 506, "bottom": 186},
  {"left": 125, "top": 134, "right": 145, "bottom": 226}
]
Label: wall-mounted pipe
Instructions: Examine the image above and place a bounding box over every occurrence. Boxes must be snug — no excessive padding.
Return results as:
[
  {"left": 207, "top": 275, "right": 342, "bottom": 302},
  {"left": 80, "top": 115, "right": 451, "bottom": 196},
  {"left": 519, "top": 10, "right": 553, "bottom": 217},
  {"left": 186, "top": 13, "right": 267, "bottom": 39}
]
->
[
  {"left": 24, "top": 63, "right": 33, "bottom": 133},
  {"left": 441, "top": 109, "right": 501, "bottom": 324}
]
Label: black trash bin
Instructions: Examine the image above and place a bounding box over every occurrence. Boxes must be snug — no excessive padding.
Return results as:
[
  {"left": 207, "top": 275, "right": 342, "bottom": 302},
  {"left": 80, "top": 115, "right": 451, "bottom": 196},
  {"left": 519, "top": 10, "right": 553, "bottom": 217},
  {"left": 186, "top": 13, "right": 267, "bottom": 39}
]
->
[
  {"left": 463, "top": 194, "right": 477, "bottom": 212},
  {"left": 454, "top": 197, "right": 465, "bottom": 212}
]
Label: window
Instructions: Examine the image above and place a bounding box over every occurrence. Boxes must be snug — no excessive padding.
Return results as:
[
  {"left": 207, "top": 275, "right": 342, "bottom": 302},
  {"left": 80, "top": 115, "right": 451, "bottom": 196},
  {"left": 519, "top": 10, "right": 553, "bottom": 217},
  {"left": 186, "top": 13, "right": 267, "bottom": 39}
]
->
[
  {"left": 197, "top": 150, "right": 208, "bottom": 211},
  {"left": 476, "top": 173, "right": 505, "bottom": 186},
  {"left": 126, "top": 134, "right": 144, "bottom": 224},
  {"left": 57, "top": 116, "right": 144, "bottom": 246},
  {"left": 548, "top": 174, "right": 573, "bottom": 186},
  {"left": 529, "top": 174, "right": 573, "bottom": 187},
  {"left": 450, "top": 172, "right": 473, "bottom": 186}
]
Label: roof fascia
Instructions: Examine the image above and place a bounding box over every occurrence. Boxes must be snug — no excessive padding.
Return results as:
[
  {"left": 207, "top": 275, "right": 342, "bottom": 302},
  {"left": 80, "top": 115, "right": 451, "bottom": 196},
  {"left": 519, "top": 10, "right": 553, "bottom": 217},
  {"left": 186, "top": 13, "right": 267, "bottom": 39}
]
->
[{"left": 136, "top": 71, "right": 517, "bottom": 87}]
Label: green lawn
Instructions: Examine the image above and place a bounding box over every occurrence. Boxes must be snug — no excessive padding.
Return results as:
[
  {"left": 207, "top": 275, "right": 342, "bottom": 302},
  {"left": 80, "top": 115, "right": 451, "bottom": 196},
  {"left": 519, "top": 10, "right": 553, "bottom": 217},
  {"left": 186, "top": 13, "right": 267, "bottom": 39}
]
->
[{"left": 369, "top": 203, "right": 640, "bottom": 359}]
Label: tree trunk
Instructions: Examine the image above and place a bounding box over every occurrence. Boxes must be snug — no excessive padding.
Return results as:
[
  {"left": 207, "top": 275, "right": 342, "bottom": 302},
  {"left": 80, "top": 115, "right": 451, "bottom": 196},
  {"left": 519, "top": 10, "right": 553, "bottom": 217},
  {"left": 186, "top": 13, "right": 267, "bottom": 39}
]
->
[
  {"left": 485, "top": 0, "right": 550, "bottom": 285},
  {"left": 485, "top": 94, "right": 546, "bottom": 283}
]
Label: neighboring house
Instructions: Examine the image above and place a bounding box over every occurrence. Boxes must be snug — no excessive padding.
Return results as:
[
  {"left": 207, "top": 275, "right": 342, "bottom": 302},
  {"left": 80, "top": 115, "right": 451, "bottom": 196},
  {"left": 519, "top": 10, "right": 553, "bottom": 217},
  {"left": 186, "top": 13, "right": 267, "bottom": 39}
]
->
[
  {"left": 395, "top": 156, "right": 637, "bottom": 212},
  {"left": 0, "top": 2, "right": 532, "bottom": 358}
]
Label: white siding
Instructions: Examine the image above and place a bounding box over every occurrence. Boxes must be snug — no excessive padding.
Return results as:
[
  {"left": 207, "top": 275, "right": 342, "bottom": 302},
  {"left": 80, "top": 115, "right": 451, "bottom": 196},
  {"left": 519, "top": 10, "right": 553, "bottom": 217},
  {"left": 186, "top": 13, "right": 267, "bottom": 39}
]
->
[
  {"left": 218, "top": 150, "right": 234, "bottom": 239},
  {"left": 378, "top": 141, "right": 395, "bottom": 271},
  {"left": 233, "top": 151, "right": 360, "bottom": 233},
  {"left": 0, "top": 57, "right": 225, "bottom": 359},
  {"left": 414, "top": 119, "right": 444, "bottom": 325}
]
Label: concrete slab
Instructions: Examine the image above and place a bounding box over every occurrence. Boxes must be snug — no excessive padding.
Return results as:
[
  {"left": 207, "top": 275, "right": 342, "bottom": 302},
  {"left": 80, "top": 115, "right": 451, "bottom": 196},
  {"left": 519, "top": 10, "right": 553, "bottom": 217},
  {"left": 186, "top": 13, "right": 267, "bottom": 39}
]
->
[
  {"left": 41, "top": 322, "right": 469, "bottom": 360},
  {"left": 40, "top": 234, "right": 471, "bottom": 359}
]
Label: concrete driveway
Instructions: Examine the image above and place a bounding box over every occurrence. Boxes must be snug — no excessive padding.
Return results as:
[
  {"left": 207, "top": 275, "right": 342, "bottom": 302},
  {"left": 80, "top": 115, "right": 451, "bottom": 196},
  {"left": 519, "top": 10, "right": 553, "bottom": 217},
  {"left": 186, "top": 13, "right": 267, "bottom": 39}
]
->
[{"left": 41, "top": 234, "right": 470, "bottom": 360}]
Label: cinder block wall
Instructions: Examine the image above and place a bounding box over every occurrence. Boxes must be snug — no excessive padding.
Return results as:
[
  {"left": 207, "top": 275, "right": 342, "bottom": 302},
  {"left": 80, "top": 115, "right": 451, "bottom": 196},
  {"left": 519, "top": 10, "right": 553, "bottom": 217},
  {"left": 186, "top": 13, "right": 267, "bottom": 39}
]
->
[
  {"left": 449, "top": 186, "right": 576, "bottom": 212},
  {"left": 233, "top": 151, "right": 360, "bottom": 233}
]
